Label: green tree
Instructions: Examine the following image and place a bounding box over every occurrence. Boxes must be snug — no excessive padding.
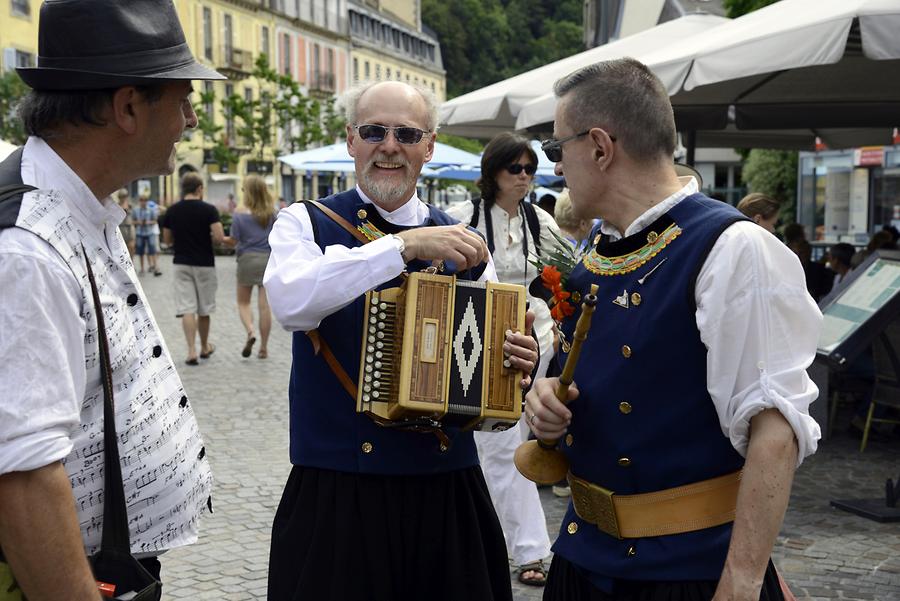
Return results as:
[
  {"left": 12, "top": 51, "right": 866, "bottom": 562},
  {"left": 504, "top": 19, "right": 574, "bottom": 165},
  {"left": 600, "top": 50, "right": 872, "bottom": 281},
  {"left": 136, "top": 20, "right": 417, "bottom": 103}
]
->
[
  {"left": 438, "top": 133, "right": 483, "bottom": 155},
  {"left": 0, "top": 71, "right": 28, "bottom": 145},
  {"left": 192, "top": 55, "right": 345, "bottom": 170},
  {"left": 422, "top": 0, "right": 582, "bottom": 98},
  {"left": 723, "top": 0, "right": 782, "bottom": 18},
  {"left": 741, "top": 149, "right": 798, "bottom": 222}
]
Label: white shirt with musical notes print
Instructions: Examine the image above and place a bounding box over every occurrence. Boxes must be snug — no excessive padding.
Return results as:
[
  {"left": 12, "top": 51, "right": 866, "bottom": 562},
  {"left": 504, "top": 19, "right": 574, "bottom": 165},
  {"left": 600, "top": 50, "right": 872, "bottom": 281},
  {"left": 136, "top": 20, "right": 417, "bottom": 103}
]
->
[{"left": 0, "top": 136, "right": 213, "bottom": 555}]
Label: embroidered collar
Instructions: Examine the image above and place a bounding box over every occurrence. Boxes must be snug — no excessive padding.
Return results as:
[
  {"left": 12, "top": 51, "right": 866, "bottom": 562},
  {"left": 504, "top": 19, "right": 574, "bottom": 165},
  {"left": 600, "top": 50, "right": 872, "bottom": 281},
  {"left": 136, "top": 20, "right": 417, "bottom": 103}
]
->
[{"left": 583, "top": 213, "right": 681, "bottom": 276}]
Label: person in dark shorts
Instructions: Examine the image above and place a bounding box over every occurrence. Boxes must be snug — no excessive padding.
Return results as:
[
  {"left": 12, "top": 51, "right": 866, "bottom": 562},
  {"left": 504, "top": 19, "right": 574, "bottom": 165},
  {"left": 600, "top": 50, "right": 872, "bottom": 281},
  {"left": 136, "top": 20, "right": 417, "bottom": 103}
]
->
[{"left": 161, "top": 172, "right": 223, "bottom": 365}]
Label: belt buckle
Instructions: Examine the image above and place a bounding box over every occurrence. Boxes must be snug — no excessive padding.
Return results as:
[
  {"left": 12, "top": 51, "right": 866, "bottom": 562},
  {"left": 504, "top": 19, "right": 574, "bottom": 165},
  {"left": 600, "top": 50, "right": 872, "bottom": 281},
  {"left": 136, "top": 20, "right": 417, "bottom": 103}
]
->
[{"left": 569, "top": 475, "right": 621, "bottom": 539}]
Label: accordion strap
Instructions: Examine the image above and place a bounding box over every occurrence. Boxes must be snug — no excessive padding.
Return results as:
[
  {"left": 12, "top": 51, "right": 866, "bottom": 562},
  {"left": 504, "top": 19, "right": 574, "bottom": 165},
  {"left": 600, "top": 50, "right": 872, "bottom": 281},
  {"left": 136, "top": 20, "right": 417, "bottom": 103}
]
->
[
  {"left": 307, "top": 329, "right": 359, "bottom": 400},
  {"left": 305, "top": 200, "right": 371, "bottom": 245}
]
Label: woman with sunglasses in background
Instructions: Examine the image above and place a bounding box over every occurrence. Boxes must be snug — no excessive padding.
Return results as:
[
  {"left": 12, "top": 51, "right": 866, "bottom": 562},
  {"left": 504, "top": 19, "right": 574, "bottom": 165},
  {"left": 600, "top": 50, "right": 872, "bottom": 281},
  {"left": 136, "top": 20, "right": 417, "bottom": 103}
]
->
[{"left": 446, "top": 132, "right": 561, "bottom": 587}]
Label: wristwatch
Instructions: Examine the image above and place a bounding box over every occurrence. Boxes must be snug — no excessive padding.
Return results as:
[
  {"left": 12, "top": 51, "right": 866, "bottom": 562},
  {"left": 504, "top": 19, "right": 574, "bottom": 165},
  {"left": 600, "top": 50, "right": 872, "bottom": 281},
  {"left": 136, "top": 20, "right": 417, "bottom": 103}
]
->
[{"left": 391, "top": 234, "right": 406, "bottom": 258}]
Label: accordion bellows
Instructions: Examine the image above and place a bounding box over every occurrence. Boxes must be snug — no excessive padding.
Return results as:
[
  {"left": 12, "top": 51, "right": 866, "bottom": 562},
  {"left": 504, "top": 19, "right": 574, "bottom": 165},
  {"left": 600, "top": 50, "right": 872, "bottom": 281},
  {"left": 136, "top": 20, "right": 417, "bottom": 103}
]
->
[{"left": 357, "top": 272, "right": 525, "bottom": 431}]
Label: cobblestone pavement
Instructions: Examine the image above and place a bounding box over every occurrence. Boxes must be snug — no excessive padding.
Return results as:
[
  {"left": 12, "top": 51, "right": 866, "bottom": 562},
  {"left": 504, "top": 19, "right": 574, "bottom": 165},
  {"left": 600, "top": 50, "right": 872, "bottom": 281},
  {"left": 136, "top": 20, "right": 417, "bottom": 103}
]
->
[{"left": 140, "top": 255, "right": 900, "bottom": 600}]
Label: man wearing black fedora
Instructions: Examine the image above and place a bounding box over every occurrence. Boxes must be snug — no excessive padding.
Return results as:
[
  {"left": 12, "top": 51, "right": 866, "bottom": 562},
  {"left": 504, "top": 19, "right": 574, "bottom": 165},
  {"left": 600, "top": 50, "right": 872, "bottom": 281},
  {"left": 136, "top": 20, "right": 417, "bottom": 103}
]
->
[{"left": 0, "top": 1, "right": 224, "bottom": 600}]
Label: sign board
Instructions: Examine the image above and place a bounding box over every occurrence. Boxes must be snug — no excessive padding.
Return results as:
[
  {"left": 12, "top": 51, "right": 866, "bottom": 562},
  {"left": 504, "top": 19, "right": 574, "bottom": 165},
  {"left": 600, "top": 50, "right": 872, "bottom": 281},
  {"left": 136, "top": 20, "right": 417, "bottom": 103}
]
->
[
  {"left": 853, "top": 146, "right": 885, "bottom": 167},
  {"left": 817, "top": 250, "right": 900, "bottom": 368}
]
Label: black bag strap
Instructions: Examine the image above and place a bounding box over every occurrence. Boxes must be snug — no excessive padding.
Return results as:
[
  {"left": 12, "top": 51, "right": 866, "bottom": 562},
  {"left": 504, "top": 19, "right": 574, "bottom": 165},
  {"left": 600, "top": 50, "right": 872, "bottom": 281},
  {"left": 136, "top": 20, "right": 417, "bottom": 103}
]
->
[
  {"left": 82, "top": 245, "right": 132, "bottom": 555},
  {"left": 522, "top": 200, "right": 542, "bottom": 256},
  {"left": 469, "top": 196, "right": 542, "bottom": 258},
  {"left": 0, "top": 148, "right": 35, "bottom": 230}
]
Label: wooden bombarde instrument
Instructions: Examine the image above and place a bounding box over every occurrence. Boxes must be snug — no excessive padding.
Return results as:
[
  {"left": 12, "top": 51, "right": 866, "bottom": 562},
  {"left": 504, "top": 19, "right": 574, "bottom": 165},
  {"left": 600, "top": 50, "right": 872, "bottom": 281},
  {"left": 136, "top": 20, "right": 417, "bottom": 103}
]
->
[{"left": 514, "top": 284, "right": 599, "bottom": 485}]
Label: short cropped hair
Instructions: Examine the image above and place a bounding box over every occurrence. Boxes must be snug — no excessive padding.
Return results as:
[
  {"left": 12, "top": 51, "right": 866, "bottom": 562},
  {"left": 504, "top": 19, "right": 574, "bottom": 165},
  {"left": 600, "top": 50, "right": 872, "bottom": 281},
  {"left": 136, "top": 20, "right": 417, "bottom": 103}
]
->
[
  {"left": 180, "top": 172, "right": 204, "bottom": 197},
  {"left": 337, "top": 80, "right": 439, "bottom": 132},
  {"left": 17, "top": 85, "right": 165, "bottom": 139},
  {"left": 553, "top": 58, "right": 676, "bottom": 162},
  {"left": 737, "top": 192, "right": 780, "bottom": 220},
  {"left": 477, "top": 133, "right": 537, "bottom": 202}
]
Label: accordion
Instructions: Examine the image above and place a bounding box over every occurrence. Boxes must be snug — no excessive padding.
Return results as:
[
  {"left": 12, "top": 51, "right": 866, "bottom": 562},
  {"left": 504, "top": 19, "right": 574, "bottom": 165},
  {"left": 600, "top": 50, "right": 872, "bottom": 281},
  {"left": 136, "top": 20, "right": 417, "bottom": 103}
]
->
[{"left": 357, "top": 272, "right": 525, "bottom": 431}]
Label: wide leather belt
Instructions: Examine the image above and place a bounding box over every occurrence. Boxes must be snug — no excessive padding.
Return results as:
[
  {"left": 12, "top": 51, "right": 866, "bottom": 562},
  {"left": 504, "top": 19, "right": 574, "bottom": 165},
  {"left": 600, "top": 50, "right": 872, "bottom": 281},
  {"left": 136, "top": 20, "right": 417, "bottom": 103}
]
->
[{"left": 568, "top": 470, "right": 742, "bottom": 539}]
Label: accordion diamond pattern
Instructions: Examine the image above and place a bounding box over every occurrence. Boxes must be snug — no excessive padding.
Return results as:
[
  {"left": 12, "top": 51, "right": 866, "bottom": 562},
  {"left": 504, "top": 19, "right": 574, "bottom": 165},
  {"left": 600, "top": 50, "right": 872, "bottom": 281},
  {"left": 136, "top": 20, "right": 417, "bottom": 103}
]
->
[{"left": 453, "top": 297, "right": 483, "bottom": 396}]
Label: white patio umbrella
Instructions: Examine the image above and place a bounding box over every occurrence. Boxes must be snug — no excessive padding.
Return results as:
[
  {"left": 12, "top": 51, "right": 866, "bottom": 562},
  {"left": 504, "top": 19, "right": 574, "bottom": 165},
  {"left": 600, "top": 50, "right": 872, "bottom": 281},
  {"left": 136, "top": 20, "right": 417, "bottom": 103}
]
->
[
  {"left": 279, "top": 141, "right": 481, "bottom": 171},
  {"left": 518, "top": 0, "right": 900, "bottom": 150},
  {"left": 439, "top": 13, "right": 729, "bottom": 139},
  {"left": 669, "top": 0, "right": 900, "bottom": 147}
]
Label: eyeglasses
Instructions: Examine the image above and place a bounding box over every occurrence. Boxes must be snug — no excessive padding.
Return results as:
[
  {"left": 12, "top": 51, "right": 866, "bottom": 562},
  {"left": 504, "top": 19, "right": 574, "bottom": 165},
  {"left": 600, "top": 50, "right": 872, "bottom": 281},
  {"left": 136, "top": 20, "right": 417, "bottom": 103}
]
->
[
  {"left": 506, "top": 163, "right": 537, "bottom": 176},
  {"left": 354, "top": 124, "right": 430, "bottom": 145},
  {"left": 541, "top": 130, "right": 616, "bottom": 163}
]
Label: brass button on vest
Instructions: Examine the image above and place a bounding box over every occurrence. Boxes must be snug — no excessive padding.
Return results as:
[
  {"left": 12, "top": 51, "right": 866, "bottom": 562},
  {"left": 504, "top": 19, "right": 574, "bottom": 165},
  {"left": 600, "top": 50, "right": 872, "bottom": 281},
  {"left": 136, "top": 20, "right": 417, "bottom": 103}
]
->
[
  {"left": 565, "top": 434, "right": 574, "bottom": 447},
  {"left": 361, "top": 442, "right": 374, "bottom": 454},
  {"left": 621, "top": 345, "right": 632, "bottom": 358},
  {"left": 619, "top": 401, "right": 632, "bottom": 414},
  {"left": 627, "top": 545, "right": 636, "bottom": 557},
  {"left": 567, "top": 522, "right": 578, "bottom": 535},
  {"left": 439, "top": 443, "right": 449, "bottom": 453},
  {"left": 630, "top": 292, "right": 642, "bottom": 306},
  {"left": 357, "top": 209, "right": 367, "bottom": 219},
  {"left": 617, "top": 457, "right": 631, "bottom": 467}
]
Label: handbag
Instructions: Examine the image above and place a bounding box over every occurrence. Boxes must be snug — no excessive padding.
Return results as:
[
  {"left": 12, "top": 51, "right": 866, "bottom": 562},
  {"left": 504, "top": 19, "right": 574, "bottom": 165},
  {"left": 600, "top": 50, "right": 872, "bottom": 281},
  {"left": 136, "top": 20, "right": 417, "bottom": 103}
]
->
[{"left": 83, "top": 248, "right": 162, "bottom": 601}]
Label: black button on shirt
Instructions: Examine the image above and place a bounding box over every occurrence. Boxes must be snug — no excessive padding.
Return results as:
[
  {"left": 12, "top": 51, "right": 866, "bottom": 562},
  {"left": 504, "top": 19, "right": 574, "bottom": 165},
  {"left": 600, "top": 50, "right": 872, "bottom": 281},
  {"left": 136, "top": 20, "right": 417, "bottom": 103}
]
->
[
  {"left": 126, "top": 293, "right": 139, "bottom": 306},
  {"left": 152, "top": 345, "right": 162, "bottom": 358}
]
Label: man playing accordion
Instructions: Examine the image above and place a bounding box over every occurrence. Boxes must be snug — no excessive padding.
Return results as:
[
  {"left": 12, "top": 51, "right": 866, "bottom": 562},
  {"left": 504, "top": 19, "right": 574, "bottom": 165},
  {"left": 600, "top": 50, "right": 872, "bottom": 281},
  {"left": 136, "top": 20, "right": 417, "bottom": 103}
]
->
[{"left": 264, "top": 80, "right": 539, "bottom": 601}]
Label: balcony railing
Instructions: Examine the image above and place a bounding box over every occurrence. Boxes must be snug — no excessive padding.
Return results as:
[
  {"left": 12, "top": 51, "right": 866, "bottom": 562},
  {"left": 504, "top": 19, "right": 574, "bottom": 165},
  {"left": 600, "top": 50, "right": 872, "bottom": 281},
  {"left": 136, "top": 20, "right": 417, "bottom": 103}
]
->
[
  {"left": 310, "top": 71, "right": 335, "bottom": 93},
  {"left": 217, "top": 46, "right": 253, "bottom": 78}
]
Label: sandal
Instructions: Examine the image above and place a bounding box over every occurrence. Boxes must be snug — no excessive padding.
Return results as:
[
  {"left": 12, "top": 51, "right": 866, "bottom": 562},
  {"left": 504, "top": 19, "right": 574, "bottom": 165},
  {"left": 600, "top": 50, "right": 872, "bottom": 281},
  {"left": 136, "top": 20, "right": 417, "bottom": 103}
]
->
[
  {"left": 200, "top": 343, "right": 215, "bottom": 359},
  {"left": 185, "top": 357, "right": 199, "bottom": 366},
  {"left": 257, "top": 349, "right": 268, "bottom": 359},
  {"left": 516, "top": 560, "right": 547, "bottom": 587},
  {"left": 242, "top": 336, "right": 256, "bottom": 358}
]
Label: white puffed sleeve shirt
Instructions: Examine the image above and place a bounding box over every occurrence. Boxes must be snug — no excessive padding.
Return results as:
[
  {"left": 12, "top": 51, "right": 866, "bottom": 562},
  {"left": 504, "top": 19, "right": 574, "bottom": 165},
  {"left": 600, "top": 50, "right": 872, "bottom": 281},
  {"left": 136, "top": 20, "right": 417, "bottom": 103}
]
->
[{"left": 264, "top": 186, "right": 498, "bottom": 332}]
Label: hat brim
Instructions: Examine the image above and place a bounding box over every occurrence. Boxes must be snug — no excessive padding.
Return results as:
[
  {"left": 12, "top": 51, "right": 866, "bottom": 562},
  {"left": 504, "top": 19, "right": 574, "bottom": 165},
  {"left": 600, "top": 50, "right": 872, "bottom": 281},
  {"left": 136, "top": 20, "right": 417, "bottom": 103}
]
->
[
  {"left": 17, "top": 61, "right": 226, "bottom": 91},
  {"left": 674, "top": 163, "right": 703, "bottom": 188}
]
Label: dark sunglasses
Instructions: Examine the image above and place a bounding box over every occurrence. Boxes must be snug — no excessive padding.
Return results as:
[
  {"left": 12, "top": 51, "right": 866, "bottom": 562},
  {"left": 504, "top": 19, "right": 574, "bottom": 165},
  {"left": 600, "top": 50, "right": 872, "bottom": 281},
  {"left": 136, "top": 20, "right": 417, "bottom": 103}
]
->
[
  {"left": 506, "top": 163, "right": 537, "bottom": 176},
  {"left": 355, "top": 124, "right": 430, "bottom": 145},
  {"left": 541, "top": 130, "right": 616, "bottom": 162}
]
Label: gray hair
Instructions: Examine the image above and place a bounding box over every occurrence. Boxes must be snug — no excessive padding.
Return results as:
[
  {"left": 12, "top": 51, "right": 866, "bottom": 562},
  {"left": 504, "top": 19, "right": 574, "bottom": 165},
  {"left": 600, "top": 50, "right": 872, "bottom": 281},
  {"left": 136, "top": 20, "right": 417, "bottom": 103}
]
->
[
  {"left": 553, "top": 57, "right": 676, "bottom": 162},
  {"left": 337, "top": 80, "right": 440, "bottom": 132}
]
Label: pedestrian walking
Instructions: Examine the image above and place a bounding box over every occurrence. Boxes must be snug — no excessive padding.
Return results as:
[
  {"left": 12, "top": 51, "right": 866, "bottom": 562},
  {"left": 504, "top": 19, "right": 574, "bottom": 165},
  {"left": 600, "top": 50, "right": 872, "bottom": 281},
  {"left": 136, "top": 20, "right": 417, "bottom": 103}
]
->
[
  {"left": 224, "top": 174, "right": 275, "bottom": 359},
  {"left": 134, "top": 193, "right": 162, "bottom": 275},
  {"left": 117, "top": 188, "right": 136, "bottom": 256},
  {"left": 0, "top": 1, "right": 221, "bottom": 598},
  {"left": 264, "top": 80, "right": 539, "bottom": 601},
  {"left": 161, "top": 172, "right": 224, "bottom": 365}
]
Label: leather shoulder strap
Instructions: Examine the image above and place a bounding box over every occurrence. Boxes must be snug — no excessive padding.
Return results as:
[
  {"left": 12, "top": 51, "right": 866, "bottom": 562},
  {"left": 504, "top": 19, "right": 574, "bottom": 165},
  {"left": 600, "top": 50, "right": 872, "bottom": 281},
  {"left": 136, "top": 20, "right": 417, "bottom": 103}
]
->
[
  {"left": 304, "top": 199, "right": 370, "bottom": 245},
  {"left": 306, "top": 329, "right": 358, "bottom": 400}
]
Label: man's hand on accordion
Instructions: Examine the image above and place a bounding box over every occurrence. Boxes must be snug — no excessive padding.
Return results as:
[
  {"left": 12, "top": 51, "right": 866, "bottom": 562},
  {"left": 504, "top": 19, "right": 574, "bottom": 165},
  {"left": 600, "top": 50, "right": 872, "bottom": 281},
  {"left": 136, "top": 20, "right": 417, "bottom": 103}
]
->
[
  {"left": 396, "top": 223, "right": 489, "bottom": 271},
  {"left": 504, "top": 310, "right": 539, "bottom": 390}
]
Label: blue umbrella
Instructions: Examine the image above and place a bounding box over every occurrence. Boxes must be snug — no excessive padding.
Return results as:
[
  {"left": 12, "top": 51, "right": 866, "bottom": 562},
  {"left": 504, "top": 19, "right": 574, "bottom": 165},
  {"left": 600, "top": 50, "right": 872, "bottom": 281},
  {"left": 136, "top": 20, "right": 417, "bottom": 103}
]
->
[{"left": 279, "top": 141, "right": 482, "bottom": 171}]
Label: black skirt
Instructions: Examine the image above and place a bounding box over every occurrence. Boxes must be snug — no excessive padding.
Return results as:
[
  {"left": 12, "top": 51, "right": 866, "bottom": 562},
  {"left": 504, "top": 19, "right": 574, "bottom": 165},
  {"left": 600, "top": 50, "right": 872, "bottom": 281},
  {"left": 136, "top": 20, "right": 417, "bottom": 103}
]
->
[
  {"left": 268, "top": 465, "right": 513, "bottom": 601},
  {"left": 544, "top": 554, "right": 786, "bottom": 601}
]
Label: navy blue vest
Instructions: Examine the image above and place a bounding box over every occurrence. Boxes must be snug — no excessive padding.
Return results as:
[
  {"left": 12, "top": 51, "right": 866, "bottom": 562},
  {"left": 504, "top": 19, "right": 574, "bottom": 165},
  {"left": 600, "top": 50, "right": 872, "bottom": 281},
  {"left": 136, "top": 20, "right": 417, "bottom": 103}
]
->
[
  {"left": 288, "top": 189, "right": 488, "bottom": 475},
  {"left": 552, "top": 194, "right": 749, "bottom": 583}
]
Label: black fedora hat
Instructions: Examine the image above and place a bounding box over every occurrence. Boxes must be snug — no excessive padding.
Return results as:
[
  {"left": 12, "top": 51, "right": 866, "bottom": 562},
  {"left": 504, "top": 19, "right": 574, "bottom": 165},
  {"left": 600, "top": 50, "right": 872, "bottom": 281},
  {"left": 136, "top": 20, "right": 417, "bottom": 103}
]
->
[{"left": 17, "top": 0, "right": 226, "bottom": 90}]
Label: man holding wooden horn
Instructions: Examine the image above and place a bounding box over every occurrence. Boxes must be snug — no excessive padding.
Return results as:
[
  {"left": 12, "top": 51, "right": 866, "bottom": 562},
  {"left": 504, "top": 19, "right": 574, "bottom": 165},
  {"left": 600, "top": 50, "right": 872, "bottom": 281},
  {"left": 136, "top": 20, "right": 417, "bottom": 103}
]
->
[{"left": 524, "top": 58, "right": 822, "bottom": 601}]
